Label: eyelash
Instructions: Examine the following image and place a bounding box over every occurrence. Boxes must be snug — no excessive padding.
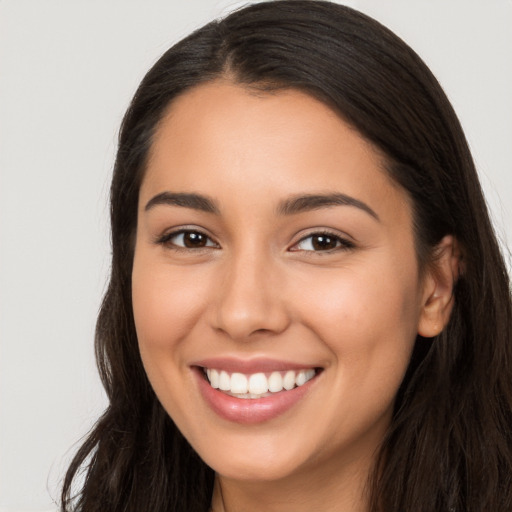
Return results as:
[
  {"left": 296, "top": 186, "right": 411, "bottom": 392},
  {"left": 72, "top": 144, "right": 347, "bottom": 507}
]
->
[
  {"left": 156, "top": 229, "right": 219, "bottom": 252},
  {"left": 156, "top": 228, "right": 354, "bottom": 253},
  {"left": 291, "top": 231, "right": 355, "bottom": 253}
]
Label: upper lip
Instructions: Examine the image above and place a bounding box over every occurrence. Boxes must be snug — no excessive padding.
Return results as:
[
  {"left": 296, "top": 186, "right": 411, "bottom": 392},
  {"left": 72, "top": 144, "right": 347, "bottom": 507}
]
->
[{"left": 191, "top": 357, "right": 321, "bottom": 374}]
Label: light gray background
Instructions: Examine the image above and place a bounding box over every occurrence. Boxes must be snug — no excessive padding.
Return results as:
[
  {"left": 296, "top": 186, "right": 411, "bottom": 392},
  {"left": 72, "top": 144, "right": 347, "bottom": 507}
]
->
[{"left": 1, "top": 1, "right": 511, "bottom": 510}]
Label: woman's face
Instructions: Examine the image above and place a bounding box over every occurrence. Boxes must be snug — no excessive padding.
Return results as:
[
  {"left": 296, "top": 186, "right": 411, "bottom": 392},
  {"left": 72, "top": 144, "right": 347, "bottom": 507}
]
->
[{"left": 132, "top": 82, "right": 431, "bottom": 483}]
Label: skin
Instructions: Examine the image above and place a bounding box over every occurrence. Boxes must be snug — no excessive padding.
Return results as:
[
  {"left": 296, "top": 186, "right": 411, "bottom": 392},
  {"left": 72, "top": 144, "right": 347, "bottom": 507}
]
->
[{"left": 132, "top": 81, "right": 457, "bottom": 511}]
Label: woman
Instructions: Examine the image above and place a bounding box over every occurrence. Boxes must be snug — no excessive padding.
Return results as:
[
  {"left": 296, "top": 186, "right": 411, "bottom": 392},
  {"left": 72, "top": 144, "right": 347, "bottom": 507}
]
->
[{"left": 61, "top": 1, "right": 512, "bottom": 511}]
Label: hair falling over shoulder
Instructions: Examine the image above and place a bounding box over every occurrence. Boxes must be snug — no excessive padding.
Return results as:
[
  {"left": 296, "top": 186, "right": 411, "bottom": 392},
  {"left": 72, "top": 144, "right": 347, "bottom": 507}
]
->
[{"left": 61, "top": 1, "right": 512, "bottom": 511}]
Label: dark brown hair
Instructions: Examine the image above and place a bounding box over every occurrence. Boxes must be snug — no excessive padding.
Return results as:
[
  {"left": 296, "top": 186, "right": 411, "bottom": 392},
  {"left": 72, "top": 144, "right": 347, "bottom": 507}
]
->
[{"left": 61, "top": 1, "right": 512, "bottom": 510}]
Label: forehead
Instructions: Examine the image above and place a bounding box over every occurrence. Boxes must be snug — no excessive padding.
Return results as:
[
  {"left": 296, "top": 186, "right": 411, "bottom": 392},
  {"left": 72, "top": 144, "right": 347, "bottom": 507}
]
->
[{"left": 141, "top": 81, "right": 410, "bottom": 225}]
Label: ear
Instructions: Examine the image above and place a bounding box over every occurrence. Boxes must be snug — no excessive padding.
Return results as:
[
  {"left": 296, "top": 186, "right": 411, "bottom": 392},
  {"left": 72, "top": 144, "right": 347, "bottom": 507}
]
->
[{"left": 417, "top": 235, "right": 462, "bottom": 338}]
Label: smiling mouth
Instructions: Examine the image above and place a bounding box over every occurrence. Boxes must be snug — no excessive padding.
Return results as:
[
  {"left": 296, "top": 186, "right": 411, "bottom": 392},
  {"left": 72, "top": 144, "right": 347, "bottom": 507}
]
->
[{"left": 201, "top": 368, "right": 320, "bottom": 399}]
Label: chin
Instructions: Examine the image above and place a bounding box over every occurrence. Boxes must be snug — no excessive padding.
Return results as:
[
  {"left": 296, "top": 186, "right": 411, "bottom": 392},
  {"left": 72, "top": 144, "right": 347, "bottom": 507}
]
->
[
  {"left": 186, "top": 424, "right": 323, "bottom": 483},
  {"left": 208, "top": 453, "right": 308, "bottom": 483}
]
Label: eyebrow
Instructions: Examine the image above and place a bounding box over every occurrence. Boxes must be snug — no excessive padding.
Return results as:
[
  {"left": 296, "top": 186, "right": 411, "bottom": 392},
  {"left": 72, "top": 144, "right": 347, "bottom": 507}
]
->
[
  {"left": 144, "top": 191, "right": 379, "bottom": 221},
  {"left": 144, "top": 192, "right": 220, "bottom": 214},
  {"left": 277, "top": 193, "right": 379, "bottom": 220}
]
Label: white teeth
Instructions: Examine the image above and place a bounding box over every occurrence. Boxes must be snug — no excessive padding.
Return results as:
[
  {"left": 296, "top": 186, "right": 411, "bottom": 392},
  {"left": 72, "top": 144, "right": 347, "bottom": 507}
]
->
[
  {"left": 295, "top": 370, "right": 307, "bottom": 387},
  {"left": 230, "top": 392, "right": 268, "bottom": 399},
  {"left": 204, "top": 367, "right": 317, "bottom": 397},
  {"left": 230, "top": 373, "right": 248, "bottom": 394},
  {"left": 219, "top": 370, "right": 230, "bottom": 391},
  {"left": 268, "top": 371, "right": 283, "bottom": 392},
  {"left": 248, "top": 373, "right": 269, "bottom": 394},
  {"left": 283, "top": 370, "right": 296, "bottom": 390},
  {"left": 296, "top": 369, "right": 315, "bottom": 386},
  {"left": 209, "top": 369, "right": 219, "bottom": 389}
]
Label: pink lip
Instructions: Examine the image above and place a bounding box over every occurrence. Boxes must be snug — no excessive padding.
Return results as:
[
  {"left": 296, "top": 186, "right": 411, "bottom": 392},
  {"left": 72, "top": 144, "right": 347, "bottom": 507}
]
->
[
  {"left": 192, "top": 357, "right": 318, "bottom": 374},
  {"left": 192, "top": 362, "right": 320, "bottom": 425}
]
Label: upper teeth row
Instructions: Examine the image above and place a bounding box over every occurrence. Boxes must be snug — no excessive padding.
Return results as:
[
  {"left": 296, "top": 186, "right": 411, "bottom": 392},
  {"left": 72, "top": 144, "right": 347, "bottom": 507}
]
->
[{"left": 205, "top": 369, "right": 316, "bottom": 395}]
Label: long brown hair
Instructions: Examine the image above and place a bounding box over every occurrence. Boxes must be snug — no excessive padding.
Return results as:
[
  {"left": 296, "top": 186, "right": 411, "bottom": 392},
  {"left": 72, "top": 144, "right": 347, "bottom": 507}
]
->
[{"left": 61, "top": 2, "right": 512, "bottom": 510}]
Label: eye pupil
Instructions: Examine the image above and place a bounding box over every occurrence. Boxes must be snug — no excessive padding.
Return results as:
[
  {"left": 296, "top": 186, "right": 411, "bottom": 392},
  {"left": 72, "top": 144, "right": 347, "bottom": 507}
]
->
[
  {"left": 312, "top": 235, "right": 337, "bottom": 250},
  {"left": 184, "top": 232, "right": 207, "bottom": 248}
]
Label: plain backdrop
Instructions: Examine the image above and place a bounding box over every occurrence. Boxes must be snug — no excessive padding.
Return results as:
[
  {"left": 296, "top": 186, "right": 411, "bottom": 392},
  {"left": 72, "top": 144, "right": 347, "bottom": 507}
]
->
[{"left": 1, "top": 0, "right": 511, "bottom": 510}]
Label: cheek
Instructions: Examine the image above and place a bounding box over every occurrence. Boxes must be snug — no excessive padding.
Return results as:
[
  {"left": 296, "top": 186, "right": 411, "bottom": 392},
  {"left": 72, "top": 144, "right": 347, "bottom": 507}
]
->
[
  {"left": 131, "top": 252, "right": 213, "bottom": 431},
  {"left": 131, "top": 252, "right": 209, "bottom": 359},
  {"left": 300, "top": 260, "right": 419, "bottom": 330},
  {"left": 294, "top": 258, "right": 421, "bottom": 385},
  {"left": 299, "top": 267, "right": 420, "bottom": 442}
]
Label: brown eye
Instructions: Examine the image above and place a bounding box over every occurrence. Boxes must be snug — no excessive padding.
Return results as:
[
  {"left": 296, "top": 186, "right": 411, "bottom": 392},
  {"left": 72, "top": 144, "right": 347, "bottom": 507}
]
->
[
  {"left": 183, "top": 231, "right": 208, "bottom": 248},
  {"left": 160, "top": 230, "right": 218, "bottom": 249},
  {"left": 311, "top": 234, "right": 338, "bottom": 250},
  {"left": 292, "top": 232, "right": 354, "bottom": 252}
]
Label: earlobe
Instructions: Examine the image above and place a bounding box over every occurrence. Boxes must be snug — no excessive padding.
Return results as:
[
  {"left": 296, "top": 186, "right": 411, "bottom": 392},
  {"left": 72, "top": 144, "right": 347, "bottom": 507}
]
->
[{"left": 417, "top": 235, "right": 462, "bottom": 338}]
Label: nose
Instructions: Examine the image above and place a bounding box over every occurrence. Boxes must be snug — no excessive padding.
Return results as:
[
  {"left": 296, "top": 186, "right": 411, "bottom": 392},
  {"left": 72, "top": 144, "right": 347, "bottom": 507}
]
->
[{"left": 211, "top": 249, "right": 290, "bottom": 340}]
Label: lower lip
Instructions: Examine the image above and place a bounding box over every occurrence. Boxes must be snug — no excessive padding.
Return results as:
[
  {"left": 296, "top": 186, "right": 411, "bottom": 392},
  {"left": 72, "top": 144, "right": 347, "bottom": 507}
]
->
[{"left": 194, "top": 368, "right": 318, "bottom": 424}]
